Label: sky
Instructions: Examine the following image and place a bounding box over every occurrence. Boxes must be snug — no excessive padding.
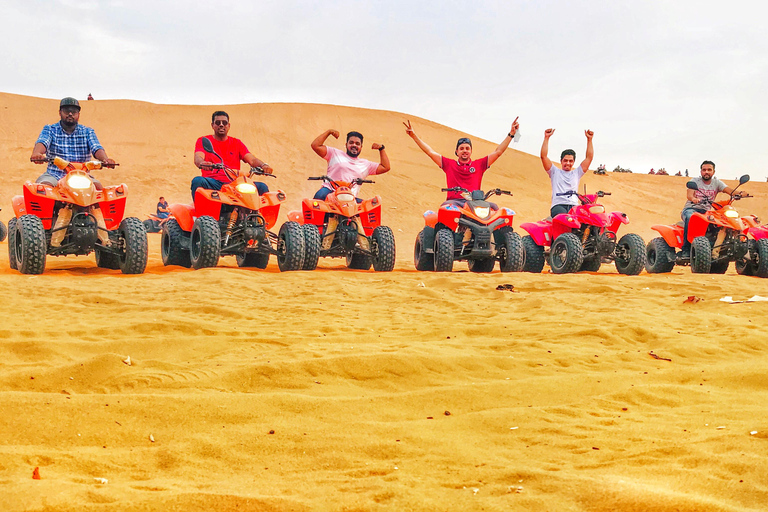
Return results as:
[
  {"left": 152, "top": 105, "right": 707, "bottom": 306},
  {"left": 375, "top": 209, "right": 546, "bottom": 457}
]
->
[{"left": 2, "top": 0, "right": 766, "bottom": 180}]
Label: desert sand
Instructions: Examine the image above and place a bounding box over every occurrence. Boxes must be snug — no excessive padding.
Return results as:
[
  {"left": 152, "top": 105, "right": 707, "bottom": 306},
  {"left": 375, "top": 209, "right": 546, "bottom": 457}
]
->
[{"left": 1, "top": 93, "right": 767, "bottom": 511}]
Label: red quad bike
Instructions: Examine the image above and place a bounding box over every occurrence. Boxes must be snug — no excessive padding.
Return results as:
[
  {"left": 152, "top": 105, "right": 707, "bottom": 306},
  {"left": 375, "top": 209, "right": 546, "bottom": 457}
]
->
[
  {"left": 414, "top": 187, "right": 524, "bottom": 273},
  {"left": 9, "top": 157, "right": 147, "bottom": 274},
  {"left": 738, "top": 224, "right": 768, "bottom": 277},
  {"left": 520, "top": 190, "right": 646, "bottom": 275},
  {"left": 287, "top": 176, "right": 395, "bottom": 271},
  {"left": 646, "top": 175, "right": 756, "bottom": 274},
  {"left": 162, "top": 138, "right": 304, "bottom": 271}
]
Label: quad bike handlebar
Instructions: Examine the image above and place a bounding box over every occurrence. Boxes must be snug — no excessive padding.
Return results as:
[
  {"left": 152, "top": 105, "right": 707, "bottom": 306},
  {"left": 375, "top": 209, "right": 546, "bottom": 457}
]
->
[
  {"left": 441, "top": 187, "right": 513, "bottom": 201},
  {"left": 556, "top": 190, "right": 610, "bottom": 204},
  {"left": 30, "top": 156, "right": 119, "bottom": 169},
  {"left": 308, "top": 175, "right": 373, "bottom": 187}
]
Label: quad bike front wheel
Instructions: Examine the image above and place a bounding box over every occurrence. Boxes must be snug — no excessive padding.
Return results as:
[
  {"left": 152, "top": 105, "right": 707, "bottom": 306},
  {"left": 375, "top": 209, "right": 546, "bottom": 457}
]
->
[
  {"left": 736, "top": 240, "right": 756, "bottom": 276},
  {"left": 646, "top": 237, "right": 676, "bottom": 273},
  {"left": 7, "top": 218, "right": 18, "bottom": 270},
  {"left": 498, "top": 229, "right": 524, "bottom": 273},
  {"left": 118, "top": 217, "right": 148, "bottom": 274},
  {"left": 615, "top": 233, "right": 646, "bottom": 275},
  {"left": 690, "top": 236, "right": 712, "bottom": 274},
  {"left": 277, "top": 221, "right": 305, "bottom": 272},
  {"left": 302, "top": 224, "right": 321, "bottom": 271},
  {"left": 550, "top": 232, "right": 583, "bottom": 274},
  {"left": 433, "top": 228, "right": 454, "bottom": 272},
  {"left": 755, "top": 239, "right": 768, "bottom": 278},
  {"left": 161, "top": 218, "right": 191, "bottom": 268},
  {"left": 414, "top": 230, "right": 434, "bottom": 271},
  {"left": 0, "top": 220, "right": 6, "bottom": 243},
  {"left": 190, "top": 216, "right": 221, "bottom": 269},
  {"left": 521, "top": 235, "right": 545, "bottom": 273},
  {"left": 371, "top": 226, "right": 396, "bottom": 272},
  {"left": 15, "top": 214, "right": 47, "bottom": 275}
]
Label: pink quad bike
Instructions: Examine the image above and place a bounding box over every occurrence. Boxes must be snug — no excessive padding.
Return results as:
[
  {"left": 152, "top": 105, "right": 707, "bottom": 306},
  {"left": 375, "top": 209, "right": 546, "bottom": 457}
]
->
[
  {"left": 736, "top": 224, "right": 768, "bottom": 277},
  {"left": 520, "top": 190, "right": 646, "bottom": 275}
]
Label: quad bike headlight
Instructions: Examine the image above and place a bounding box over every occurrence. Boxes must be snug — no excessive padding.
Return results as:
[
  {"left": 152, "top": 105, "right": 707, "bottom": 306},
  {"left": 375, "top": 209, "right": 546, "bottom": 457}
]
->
[
  {"left": 236, "top": 183, "right": 258, "bottom": 194},
  {"left": 67, "top": 174, "right": 92, "bottom": 189},
  {"left": 336, "top": 192, "right": 355, "bottom": 202},
  {"left": 588, "top": 205, "right": 605, "bottom": 214},
  {"left": 725, "top": 209, "right": 739, "bottom": 218},
  {"left": 473, "top": 206, "right": 491, "bottom": 218}
]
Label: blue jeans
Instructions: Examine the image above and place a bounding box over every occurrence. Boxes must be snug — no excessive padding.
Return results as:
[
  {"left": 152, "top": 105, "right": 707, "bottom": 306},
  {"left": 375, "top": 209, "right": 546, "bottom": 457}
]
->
[
  {"left": 191, "top": 176, "right": 268, "bottom": 199},
  {"left": 314, "top": 187, "right": 362, "bottom": 203},
  {"left": 681, "top": 207, "right": 705, "bottom": 250}
]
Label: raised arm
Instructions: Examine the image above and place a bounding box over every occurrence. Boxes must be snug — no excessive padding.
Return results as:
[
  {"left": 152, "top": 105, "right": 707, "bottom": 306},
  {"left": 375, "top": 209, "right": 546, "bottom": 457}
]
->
[
  {"left": 487, "top": 117, "right": 519, "bottom": 166},
  {"left": 371, "top": 143, "right": 391, "bottom": 174},
  {"left": 540, "top": 129, "right": 555, "bottom": 171},
  {"left": 580, "top": 130, "right": 594, "bottom": 171},
  {"left": 310, "top": 129, "right": 340, "bottom": 158},
  {"left": 403, "top": 120, "right": 442, "bottom": 167}
]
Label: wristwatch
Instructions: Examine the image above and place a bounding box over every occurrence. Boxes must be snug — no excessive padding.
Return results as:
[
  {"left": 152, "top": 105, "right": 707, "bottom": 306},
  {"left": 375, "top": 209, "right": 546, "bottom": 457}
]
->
[
  {"left": 508, "top": 132, "right": 515, "bottom": 139},
  {"left": 378, "top": 145, "right": 385, "bottom": 151}
]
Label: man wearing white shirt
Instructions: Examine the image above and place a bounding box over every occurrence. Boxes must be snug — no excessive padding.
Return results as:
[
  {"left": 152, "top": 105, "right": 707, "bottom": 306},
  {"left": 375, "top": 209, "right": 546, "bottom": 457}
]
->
[{"left": 540, "top": 128, "right": 594, "bottom": 218}]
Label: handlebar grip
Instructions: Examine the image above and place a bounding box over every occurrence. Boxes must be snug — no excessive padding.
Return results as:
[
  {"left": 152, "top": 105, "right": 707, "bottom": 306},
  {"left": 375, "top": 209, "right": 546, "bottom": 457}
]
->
[{"left": 307, "top": 176, "right": 324, "bottom": 181}]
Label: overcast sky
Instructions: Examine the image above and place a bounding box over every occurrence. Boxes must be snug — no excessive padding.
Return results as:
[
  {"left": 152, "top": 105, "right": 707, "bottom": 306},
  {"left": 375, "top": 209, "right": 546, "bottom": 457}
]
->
[{"left": 3, "top": 0, "right": 766, "bottom": 180}]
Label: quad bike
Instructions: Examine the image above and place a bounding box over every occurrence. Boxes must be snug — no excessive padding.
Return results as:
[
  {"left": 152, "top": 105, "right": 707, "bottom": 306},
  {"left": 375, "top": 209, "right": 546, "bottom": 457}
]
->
[
  {"left": 143, "top": 212, "right": 169, "bottom": 233},
  {"left": 9, "top": 157, "right": 147, "bottom": 274},
  {"left": 520, "top": 189, "right": 646, "bottom": 275},
  {"left": 413, "top": 187, "right": 524, "bottom": 273},
  {"left": 286, "top": 175, "right": 395, "bottom": 271},
  {"left": 162, "top": 137, "right": 304, "bottom": 271},
  {"left": 646, "top": 175, "right": 754, "bottom": 274},
  {"left": 736, "top": 224, "right": 768, "bottom": 277}
]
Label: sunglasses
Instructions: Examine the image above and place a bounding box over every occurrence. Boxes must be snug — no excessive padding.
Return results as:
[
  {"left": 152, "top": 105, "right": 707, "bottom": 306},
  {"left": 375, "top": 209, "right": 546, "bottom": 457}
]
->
[
  {"left": 61, "top": 107, "right": 80, "bottom": 114},
  {"left": 213, "top": 120, "right": 229, "bottom": 126}
]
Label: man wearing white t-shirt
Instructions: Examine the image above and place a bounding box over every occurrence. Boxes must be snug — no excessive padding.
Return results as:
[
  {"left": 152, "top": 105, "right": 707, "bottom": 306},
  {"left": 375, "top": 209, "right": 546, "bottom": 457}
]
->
[
  {"left": 540, "top": 128, "right": 594, "bottom": 218},
  {"left": 310, "top": 129, "right": 390, "bottom": 202}
]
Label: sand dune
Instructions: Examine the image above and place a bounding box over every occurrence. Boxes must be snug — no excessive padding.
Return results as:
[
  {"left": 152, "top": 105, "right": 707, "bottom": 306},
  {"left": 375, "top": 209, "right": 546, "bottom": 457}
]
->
[{"left": 1, "top": 94, "right": 768, "bottom": 511}]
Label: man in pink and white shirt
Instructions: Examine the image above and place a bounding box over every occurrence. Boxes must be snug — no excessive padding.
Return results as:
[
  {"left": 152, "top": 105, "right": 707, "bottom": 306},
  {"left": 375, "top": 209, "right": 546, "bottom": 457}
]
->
[{"left": 310, "top": 129, "right": 390, "bottom": 202}]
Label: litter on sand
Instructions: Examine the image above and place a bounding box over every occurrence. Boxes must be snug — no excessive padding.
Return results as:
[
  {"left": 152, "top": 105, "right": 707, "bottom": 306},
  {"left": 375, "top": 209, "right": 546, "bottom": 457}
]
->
[
  {"left": 719, "top": 296, "right": 768, "bottom": 304},
  {"left": 683, "top": 296, "right": 701, "bottom": 303}
]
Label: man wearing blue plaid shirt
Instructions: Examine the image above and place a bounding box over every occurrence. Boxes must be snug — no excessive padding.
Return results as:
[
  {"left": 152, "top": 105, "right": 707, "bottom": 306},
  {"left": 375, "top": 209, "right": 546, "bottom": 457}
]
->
[{"left": 30, "top": 97, "right": 116, "bottom": 246}]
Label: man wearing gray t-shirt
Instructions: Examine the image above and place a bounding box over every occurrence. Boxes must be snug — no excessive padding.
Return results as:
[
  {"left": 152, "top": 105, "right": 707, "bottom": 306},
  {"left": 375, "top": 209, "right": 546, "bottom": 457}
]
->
[
  {"left": 679, "top": 160, "right": 734, "bottom": 258},
  {"left": 540, "top": 128, "right": 594, "bottom": 218}
]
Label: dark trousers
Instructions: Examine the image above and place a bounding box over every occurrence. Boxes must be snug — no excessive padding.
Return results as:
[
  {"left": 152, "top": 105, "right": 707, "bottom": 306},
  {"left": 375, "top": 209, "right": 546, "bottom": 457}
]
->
[
  {"left": 550, "top": 204, "right": 572, "bottom": 217},
  {"left": 191, "top": 176, "right": 268, "bottom": 199}
]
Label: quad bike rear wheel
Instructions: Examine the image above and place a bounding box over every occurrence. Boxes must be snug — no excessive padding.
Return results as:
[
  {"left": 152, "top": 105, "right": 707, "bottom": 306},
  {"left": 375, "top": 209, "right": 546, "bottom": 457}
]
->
[
  {"left": 433, "top": 228, "right": 454, "bottom": 272},
  {"left": 118, "top": 217, "right": 148, "bottom": 274},
  {"left": 755, "top": 238, "right": 768, "bottom": 278},
  {"left": 7, "top": 218, "right": 18, "bottom": 270},
  {"left": 371, "top": 226, "right": 396, "bottom": 272},
  {"left": 521, "top": 235, "right": 545, "bottom": 273},
  {"left": 615, "top": 233, "right": 646, "bottom": 275},
  {"left": 690, "top": 236, "right": 712, "bottom": 274},
  {"left": 190, "top": 216, "right": 221, "bottom": 269},
  {"left": 414, "top": 230, "right": 434, "bottom": 271},
  {"left": 735, "top": 240, "right": 756, "bottom": 276},
  {"left": 161, "top": 218, "right": 191, "bottom": 268},
  {"left": 302, "top": 224, "right": 321, "bottom": 271},
  {"left": 498, "top": 229, "right": 524, "bottom": 272},
  {"left": 0, "top": 220, "right": 6, "bottom": 242},
  {"left": 277, "top": 221, "right": 305, "bottom": 272},
  {"left": 550, "top": 232, "right": 583, "bottom": 274},
  {"left": 15, "top": 214, "right": 47, "bottom": 275},
  {"left": 646, "top": 237, "right": 676, "bottom": 273}
]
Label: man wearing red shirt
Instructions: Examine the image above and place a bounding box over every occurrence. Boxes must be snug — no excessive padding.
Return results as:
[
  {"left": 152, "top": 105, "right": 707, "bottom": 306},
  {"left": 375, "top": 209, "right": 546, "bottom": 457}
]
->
[
  {"left": 192, "top": 111, "right": 273, "bottom": 198},
  {"left": 404, "top": 117, "right": 519, "bottom": 205}
]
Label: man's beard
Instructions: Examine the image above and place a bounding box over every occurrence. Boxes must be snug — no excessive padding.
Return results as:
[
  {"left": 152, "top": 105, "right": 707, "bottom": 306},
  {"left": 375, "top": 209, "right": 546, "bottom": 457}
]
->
[
  {"left": 346, "top": 149, "right": 359, "bottom": 158},
  {"left": 61, "top": 119, "right": 77, "bottom": 130}
]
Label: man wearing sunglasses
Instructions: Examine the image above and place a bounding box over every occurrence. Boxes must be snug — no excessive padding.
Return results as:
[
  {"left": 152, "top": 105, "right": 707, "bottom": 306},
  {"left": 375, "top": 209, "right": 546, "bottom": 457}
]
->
[
  {"left": 403, "top": 117, "right": 519, "bottom": 205},
  {"left": 192, "top": 111, "right": 273, "bottom": 198},
  {"left": 30, "top": 97, "right": 116, "bottom": 246}
]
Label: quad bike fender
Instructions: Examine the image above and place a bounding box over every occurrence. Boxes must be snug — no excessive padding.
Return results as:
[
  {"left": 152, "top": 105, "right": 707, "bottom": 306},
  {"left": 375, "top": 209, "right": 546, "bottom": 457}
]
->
[
  {"left": 687, "top": 212, "right": 712, "bottom": 241},
  {"left": 608, "top": 212, "right": 629, "bottom": 233},
  {"left": 746, "top": 224, "right": 768, "bottom": 240},
  {"left": 423, "top": 210, "right": 438, "bottom": 228},
  {"left": 359, "top": 196, "right": 383, "bottom": 236},
  {"left": 287, "top": 210, "right": 303, "bottom": 224},
  {"left": 741, "top": 215, "right": 760, "bottom": 230},
  {"left": 258, "top": 190, "right": 286, "bottom": 229},
  {"left": 437, "top": 205, "right": 462, "bottom": 231},
  {"left": 21, "top": 186, "right": 57, "bottom": 229},
  {"left": 193, "top": 189, "right": 224, "bottom": 221},
  {"left": 553, "top": 212, "right": 581, "bottom": 230},
  {"left": 520, "top": 221, "right": 552, "bottom": 247},
  {"left": 12, "top": 195, "right": 28, "bottom": 217},
  {"left": 651, "top": 224, "right": 684, "bottom": 248},
  {"left": 98, "top": 192, "right": 127, "bottom": 230},
  {"left": 169, "top": 203, "right": 196, "bottom": 232},
  {"left": 301, "top": 198, "right": 330, "bottom": 227}
]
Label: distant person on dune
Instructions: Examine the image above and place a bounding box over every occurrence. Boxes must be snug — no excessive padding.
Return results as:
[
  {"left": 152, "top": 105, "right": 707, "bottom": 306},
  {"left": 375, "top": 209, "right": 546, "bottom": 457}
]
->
[
  {"left": 87, "top": 93, "right": 94, "bottom": 100},
  {"left": 30, "top": 96, "right": 115, "bottom": 246},
  {"left": 403, "top": 117, "right": 520, "bottom": 206},
  {"left": 540, "top": 128, "right": 594, "bottom": 218},
  {"left": 679, "top": 160, "right": 734, "bottom": 259},
  {"left": 192, "top": 111, "right": 272, "bottom": 199},
  {"left": 310, "top": 129, "right": 390, "bottom": 202}
]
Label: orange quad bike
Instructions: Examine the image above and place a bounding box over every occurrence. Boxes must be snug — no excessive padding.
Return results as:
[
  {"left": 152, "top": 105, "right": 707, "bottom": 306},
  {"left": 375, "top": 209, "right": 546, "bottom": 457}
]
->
[
  {"left": 414, "top": 187, "right": 524, "bottom": 273},
  {"left": 287, "top": 175, "right": 396, "bottom": 271},
  {"left": 8, "top": 157, "right": 147, "bottom": 274},
  {"left": 646, "top": 175, "right": 754, "bottom": 274},
  {"left": 143, "top": 213, "right": 169, "bottom": 233},
  {"left": 162, "top": 138, "right": 304, "bottom": 271}
]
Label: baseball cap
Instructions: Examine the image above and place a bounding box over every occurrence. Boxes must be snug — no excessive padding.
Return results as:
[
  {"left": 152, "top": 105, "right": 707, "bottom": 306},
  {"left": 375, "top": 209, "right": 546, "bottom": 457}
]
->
[
  {"left": 456, "top": 137, "right": 472, "bottom": 150},
  {"left": 60, "top": 97, "right": 81, "bottom": 111}
]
